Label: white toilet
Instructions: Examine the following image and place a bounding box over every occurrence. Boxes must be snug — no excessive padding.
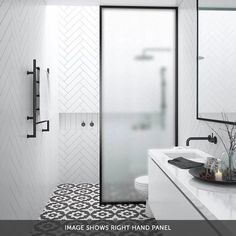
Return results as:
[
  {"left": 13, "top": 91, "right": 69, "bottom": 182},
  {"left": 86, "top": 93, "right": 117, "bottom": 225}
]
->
[{"left": 134, "top": 175, "right": 153, "bottom": 218}]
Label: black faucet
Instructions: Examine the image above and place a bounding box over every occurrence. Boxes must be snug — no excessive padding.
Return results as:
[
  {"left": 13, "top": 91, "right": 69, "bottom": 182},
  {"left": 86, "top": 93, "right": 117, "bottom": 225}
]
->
[{"left": 186, "top": 133, "right": 217, "bottom": 146}]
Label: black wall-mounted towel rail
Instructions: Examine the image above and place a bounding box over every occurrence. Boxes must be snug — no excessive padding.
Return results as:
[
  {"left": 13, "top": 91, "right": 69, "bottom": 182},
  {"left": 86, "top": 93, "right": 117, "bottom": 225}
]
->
[
  {"left": 27, "top": 59, "right": 50, "bottom": 138},
  {"left": 36, "top": 120, "right": 50, "bottom": 132}
]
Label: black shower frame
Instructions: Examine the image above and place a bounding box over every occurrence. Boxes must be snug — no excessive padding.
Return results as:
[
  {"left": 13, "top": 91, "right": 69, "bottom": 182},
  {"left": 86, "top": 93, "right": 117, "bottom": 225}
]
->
[
  {"left": 99, "top": 6, "right": 179, "bottom": 204},
  {"left": 196, "top": 0, "right": 236, "bottom": 125}
]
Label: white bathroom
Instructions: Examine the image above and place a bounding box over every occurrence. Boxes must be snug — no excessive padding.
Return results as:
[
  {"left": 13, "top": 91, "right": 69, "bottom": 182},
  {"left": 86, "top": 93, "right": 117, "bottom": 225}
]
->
[{"left": 0, "top": 0, "right": 236, "bottom": 235}]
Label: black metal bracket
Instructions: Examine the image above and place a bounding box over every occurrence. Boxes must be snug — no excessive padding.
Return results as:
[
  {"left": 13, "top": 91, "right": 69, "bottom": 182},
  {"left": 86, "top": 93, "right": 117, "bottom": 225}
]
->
[
  {"left": 36, "top": 120, "right": 50, "bottom": 132},
  {"left": 27, "top": 59, "right": 37, "bottom": 138},
  {"left": 27, "top": 59, "right": 50, "bottom": 138}
]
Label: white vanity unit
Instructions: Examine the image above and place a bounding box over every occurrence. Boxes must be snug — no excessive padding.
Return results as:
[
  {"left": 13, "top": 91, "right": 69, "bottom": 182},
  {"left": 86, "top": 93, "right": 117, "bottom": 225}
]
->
[{"left": 148, "top": 147, "right": 236, "bottom": 220}]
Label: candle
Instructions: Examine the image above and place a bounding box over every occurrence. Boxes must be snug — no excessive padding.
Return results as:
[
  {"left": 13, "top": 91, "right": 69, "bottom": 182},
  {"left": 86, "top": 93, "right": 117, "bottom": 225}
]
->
[{"left": 215, "top": 170, "right": 222, "bottom": 181}]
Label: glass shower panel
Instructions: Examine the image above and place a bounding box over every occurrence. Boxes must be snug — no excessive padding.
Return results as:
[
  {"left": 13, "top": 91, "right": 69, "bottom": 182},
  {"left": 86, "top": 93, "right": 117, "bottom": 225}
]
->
[{"left": 101, "top": 8, "right": 176, "bottom": 202}]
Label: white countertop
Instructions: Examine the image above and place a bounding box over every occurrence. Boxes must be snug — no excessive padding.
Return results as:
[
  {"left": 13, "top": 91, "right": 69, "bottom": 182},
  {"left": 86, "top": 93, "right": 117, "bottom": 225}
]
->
[{"left": 149, "top": 148, "right": 236, "bottom": 220}]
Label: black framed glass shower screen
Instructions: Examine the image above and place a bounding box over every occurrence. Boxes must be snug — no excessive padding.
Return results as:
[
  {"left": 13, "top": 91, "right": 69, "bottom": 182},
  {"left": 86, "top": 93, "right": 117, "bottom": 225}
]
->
[{"left": 100, "top": 6, "right": 178, "bottom": 203}]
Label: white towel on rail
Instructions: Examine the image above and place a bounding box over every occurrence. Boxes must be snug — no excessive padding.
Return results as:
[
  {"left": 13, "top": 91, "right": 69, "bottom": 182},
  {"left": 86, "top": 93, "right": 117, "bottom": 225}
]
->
[{"left": 40, "top": 69, "right": 50, "bottom": 121}]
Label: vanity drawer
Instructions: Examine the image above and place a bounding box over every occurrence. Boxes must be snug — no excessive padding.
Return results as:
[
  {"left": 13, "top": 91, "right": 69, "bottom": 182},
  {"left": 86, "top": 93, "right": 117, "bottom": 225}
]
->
[{"left": 148, "top": 157, "right": 204, "bottom": 220}]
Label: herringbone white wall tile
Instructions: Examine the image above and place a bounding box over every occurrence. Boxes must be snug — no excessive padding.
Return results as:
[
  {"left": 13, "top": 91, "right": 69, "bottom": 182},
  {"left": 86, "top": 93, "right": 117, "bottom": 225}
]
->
[
  {"left": 58, "top": 6, "right": 99, "bottom": 113},
  {"left": 59, "top": 113, "right": 99, "bottom": 183},
  {"left": 54, "top": 6, "right": 99, "bottom": 184},
  {"left": 0, "top": 0, "right": 59, "bottom": 219}
]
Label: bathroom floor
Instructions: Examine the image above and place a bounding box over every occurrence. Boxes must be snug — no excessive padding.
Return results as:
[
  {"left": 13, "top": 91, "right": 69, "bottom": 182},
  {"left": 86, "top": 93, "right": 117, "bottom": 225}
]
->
[{"left": 40, "top": 183, "right": 149, "bottom": 220}]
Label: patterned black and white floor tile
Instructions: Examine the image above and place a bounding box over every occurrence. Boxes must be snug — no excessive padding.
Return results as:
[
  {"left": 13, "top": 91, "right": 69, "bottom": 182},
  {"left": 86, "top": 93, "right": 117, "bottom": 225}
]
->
[{"left": 40, "top": 183, "right": 149, "bottom": 220}]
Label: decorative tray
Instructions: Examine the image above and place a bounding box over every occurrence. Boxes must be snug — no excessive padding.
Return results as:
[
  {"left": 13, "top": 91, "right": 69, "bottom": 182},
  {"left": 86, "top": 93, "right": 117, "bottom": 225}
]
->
[{"left": 189, "top": 166, "right": 236, "bottom": 184}]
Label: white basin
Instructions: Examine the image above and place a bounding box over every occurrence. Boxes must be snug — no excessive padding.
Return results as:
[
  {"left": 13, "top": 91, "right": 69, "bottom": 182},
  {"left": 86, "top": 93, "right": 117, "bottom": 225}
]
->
[{"left": 148, "top": 147, "right": 236, "bottom": 221}]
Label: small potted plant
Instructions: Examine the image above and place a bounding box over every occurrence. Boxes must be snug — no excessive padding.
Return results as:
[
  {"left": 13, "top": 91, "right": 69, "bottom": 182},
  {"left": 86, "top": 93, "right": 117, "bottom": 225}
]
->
[{"left": 207, "top": 113, "right": 236, "bottom": 181}]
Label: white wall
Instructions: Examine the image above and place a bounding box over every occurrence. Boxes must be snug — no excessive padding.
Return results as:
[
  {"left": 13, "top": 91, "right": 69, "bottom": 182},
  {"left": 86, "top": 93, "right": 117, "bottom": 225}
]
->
[
  {"left": 46, "top": 0, "right": 181, "bottom": 7},
  {"left": 0, "top": 0, "right": 59, "bottom": 219},
  {"left": 178, "top": 0, "right": 229, "bottom": 157},
  {"left": 59, "top": 113, "right": 99, "bottom": 183},
  {"left": 57, "top": 6, "right": 99, "bottom": 113},
  {"left": 45, "top": 6, "right": 100, "bottom": 184}
]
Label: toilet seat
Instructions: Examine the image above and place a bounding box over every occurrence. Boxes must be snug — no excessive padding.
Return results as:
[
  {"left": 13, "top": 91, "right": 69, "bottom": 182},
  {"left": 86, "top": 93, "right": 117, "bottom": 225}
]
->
[
  {"left": 135, "top": 176, "right": 148, "bottom": 185},
  {"left": 134, "top": 176, "right": 149, "bottom": 193}
]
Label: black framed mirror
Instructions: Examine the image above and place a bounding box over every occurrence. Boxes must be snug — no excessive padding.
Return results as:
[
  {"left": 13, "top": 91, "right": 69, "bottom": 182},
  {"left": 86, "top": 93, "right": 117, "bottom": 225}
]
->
[{"left": 197, "top": 0, "right": 236, "bottom": 124}]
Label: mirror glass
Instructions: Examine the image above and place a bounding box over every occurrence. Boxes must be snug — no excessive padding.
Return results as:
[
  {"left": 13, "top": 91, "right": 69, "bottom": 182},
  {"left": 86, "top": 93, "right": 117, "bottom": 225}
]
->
[{"left": 198, "top": 0, "right": 236, "bottom": 123}]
